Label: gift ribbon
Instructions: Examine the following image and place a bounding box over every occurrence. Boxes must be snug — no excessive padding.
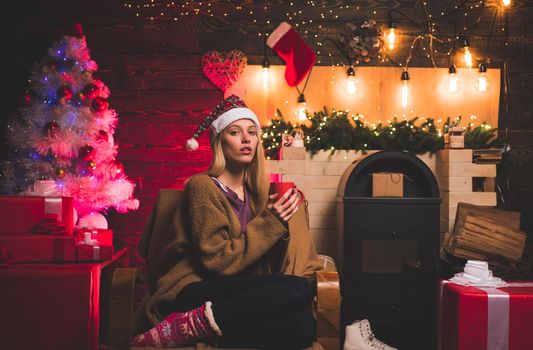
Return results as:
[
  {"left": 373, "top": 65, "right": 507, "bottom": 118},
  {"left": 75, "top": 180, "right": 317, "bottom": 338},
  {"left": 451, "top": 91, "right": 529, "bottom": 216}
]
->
[
  {"left": 30, "top": 214, "right": 68, "bottom": 235},
  {"left": 440, "top": 281, "right": 533, "bottom": 350},
  {"left": 44, "top": 198, "right": 63, "bottom": 223},
  {"left": 93, "top": 246, "right": 100, "bottom": 260},
  {"left": 478, "top": 287, "right": 509, "bottom": 350}
]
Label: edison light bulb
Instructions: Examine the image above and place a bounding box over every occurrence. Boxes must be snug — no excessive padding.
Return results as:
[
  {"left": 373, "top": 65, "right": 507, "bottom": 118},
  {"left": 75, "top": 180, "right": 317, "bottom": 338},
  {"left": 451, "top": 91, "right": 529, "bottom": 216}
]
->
[
  {"left": 477, "top": 63, "right": 488, "bottom": 92},
  {"left": 448, "top": 64, "right": 458, "bottom": 94},
  {"left": 387, "top": 26, "right": 396, "bottom": 50},
  {"left": 463, "top": 47, "right": 472, "bottom": 68},
  {"left": 478, "top": 75, "right": 487, "bottom": 92},
  {"left": 297, "top": 94, "right": 307, "bottom": 121},
  {"left": 460, "top": 37, "right": 473, "bottom": 68},
  {"left": 347, "top": 77, "right": 356, "bottom": 95},
  {"left": 502, "top": 0, "right": 511, "bottom": 7},
  {"left": 297, "top": 106, "right": 307, "bottom": 121},
  {"left": 401, "top": 71, "right": 409, "bottom": 109},
  {"left": 346, "top": 66, "right": 356, "bottom": 95},
  {"left": 261, "top": 58, "right": 270, "bottom": 87},
  {"left": 401, "top": 81, "right": 408, "bottom": 109},
  {"left": 262, "top": 67, "right": 270, "bottom": 86},
  {"left": 448, "top": 75, "right": 458, "bottom": 93}
]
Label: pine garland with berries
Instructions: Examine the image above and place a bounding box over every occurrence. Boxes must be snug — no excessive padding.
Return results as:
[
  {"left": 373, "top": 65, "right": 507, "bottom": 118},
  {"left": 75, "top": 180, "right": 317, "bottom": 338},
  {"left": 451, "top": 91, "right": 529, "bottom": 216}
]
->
[{"left": 261, "top": 109, "right": 499, "bottom": 160}]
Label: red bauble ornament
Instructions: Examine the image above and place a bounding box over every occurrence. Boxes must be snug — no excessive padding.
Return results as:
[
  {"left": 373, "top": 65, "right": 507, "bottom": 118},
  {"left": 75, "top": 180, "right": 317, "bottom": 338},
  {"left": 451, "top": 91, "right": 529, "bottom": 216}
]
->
[
  {"left": 21, "top": 90, "right": 32, "bottom": 105},
  {"left": 43, "top": 121, "right": 61, "bottom": 137},
  {"left": 56, "top": 168, "right": 66, "bottom": 179},
  {"left": 95, "top": 130, "right": 108, "bottom": 143},
  {"left": 115, "top": 161, "right": 124, "bottom": 175},
  {"left": 91, "top": 97, "right": 109, "bottom": 113},
  {"left": 56, "top": 85, "right": 73, "bottom": 101},
  {"left": 82, "top": 83, "right": 99, "bottom": 100},
  {"left": 78, "top": 145, "right": 96, "bottom": 161}
]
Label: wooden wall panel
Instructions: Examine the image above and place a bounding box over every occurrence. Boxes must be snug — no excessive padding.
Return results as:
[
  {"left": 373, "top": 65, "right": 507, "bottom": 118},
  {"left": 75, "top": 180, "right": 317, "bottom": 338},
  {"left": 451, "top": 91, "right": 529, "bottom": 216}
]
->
[
  {"left": 116, "top": 123, "right": 202, "bottom": 145},
  {"left": 89, "top": 27, "right": 202, "bottom": 54},
  {"left": 110, "top": 90, "right": 222, "bottom": 118},
  {"left": 93, "top": 54, "right": 215, "bottom": 90},
  {"left": 126, "top": 160, "right": 210, "bottom": 179},
  {"left": 117, "top": 146, "right": 212, "bottom": 163}
]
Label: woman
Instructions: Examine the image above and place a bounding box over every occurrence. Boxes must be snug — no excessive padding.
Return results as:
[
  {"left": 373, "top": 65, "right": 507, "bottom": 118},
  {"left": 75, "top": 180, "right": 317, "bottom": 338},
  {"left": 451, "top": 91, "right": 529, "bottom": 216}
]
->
[{"left": 132, "top": 95, "right": 323, "bottom": 349}]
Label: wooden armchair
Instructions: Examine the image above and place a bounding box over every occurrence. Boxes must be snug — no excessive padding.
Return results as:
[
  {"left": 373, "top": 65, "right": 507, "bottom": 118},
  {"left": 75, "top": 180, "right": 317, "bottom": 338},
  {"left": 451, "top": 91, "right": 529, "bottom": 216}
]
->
[{"left": 106, "top": 189, "right": 340, "bottom": 350}]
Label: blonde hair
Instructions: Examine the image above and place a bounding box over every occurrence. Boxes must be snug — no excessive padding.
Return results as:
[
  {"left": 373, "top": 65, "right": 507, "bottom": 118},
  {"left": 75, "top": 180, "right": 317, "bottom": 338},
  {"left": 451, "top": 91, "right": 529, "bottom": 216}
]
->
[{"left": 207, "top": 128, "right": 269, "bottom": 203}]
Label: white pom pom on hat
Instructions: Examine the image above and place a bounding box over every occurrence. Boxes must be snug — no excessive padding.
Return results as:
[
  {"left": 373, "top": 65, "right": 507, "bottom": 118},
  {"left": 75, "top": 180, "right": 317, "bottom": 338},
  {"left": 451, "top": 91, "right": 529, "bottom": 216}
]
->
[
  {"left": 185, "top": 94, "right": 260, "bottom": 151},
  {"left": 185, "top": 137, "right": 199, "bottom": 150}
]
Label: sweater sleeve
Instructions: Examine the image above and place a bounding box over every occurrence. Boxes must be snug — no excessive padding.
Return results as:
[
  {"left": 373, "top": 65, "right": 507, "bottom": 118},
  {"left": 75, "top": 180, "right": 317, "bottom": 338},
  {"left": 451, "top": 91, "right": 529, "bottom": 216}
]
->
[{"left": 185, "top": 176, "right": 288, "bottom": 277}]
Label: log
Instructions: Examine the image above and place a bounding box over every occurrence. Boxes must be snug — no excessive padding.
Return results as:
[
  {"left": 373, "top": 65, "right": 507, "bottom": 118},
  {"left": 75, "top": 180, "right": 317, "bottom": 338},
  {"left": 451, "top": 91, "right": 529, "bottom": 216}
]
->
[
  {"left": 446, "top": 214, "right": 526, "bottom": 262},
  {"left": 452, "top": 202, "right": 521, "bottom": 235},
  {"left": 450, "top": 246, "right": 486, "bottom": 261},
  {"left": 464, "top": 215, "right": 525, "bottom": 245}
]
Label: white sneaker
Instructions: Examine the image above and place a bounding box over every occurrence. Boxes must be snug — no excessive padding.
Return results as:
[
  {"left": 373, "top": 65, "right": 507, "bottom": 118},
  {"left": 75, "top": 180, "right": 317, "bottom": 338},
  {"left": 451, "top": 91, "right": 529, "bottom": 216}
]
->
[{"left": 343, "top": 319, "right": 397, "bottom": 350}]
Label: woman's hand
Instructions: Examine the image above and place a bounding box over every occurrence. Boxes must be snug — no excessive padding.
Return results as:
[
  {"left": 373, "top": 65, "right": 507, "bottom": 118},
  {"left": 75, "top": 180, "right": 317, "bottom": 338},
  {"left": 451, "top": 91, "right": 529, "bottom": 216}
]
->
[{"left": 267, "top": 188, "right": 301, "bottom": 222}]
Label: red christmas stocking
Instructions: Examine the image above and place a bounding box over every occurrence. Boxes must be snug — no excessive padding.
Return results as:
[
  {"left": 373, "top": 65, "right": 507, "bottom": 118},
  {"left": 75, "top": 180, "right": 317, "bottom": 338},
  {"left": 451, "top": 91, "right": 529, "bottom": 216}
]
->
[{"left": 267, "top": 22, "right": 316, "bottom": 87}]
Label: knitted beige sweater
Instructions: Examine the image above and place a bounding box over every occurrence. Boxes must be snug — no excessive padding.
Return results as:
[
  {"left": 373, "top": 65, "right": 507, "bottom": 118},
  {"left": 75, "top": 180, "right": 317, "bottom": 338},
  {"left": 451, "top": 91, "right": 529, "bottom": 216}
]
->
[{"left": 133, "top": 174, "right": 323, "bottom": 334}]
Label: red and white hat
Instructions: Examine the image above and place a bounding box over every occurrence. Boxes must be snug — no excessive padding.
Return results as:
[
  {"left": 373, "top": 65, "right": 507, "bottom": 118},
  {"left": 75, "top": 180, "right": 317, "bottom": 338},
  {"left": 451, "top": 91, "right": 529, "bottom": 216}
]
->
[
  {"left": 267, "top": 22, "right": 316, "bottom": 87},
  {"left": 185, "top": 94, "right": 260, "bottom": 150}
]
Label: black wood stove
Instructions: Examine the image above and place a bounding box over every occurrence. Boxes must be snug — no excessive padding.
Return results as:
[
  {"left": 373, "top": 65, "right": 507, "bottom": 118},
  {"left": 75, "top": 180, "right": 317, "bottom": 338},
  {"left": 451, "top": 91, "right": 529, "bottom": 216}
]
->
[{"left": 337, "top": 150, "right": 440, "bottom": 350}]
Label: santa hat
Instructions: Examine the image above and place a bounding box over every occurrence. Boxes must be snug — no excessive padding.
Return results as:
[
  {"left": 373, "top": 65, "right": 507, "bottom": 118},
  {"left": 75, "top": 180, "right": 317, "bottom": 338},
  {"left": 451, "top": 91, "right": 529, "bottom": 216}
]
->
[
  {"left": 185, "top": 94, "right": 260, "bottom": 150},
  {"left": 267, "top": 22, "right": 316, "bottom": 87}
]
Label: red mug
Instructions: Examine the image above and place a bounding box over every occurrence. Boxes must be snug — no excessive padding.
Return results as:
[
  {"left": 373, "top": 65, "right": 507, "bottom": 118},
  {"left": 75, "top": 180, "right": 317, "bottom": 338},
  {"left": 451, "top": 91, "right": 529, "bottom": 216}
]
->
[{"left": 269, "top": 181, "right": 305, "bottom": 205}]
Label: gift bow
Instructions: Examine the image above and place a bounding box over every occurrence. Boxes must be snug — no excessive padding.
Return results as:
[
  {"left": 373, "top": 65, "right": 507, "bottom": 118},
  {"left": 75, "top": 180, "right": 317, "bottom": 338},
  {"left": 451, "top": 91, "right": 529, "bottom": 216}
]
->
[{"left": 30, "top": 214, "right": 68, "bottom": 236}]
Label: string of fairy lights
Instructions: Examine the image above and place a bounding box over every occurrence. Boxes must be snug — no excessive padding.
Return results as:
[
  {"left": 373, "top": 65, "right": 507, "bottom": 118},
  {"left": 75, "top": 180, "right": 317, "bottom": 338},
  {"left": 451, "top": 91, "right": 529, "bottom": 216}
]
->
[{"left": 123, "top": 0, "right": 513, "bottom": 150}]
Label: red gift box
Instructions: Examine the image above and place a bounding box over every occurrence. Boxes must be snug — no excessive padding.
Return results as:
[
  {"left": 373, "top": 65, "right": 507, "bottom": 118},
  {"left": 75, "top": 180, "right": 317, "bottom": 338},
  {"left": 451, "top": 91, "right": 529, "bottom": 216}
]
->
[
  {"left": 0, "top": 195, "right": 75, "bottom": 235},
  {"left": 439, "top": 280, "right": 533, "bottom": 350},
  {"left": 74, "top": 228, "right": 113, "bottom": 246},
  {"left": 76, "top": 244, "right": 114, "bottom": 262},
  {"left": 0, "top": 235, "right": 76, "bottom": 262},
  {"left": 0, "top": 251, "right": 128, "bottom": 350}
]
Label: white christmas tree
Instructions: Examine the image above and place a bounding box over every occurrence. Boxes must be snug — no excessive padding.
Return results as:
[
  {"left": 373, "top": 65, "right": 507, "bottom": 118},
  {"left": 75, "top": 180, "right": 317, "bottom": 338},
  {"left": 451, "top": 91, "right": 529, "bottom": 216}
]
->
[{"left": 2, "top": 24, "right": 139, "bottom": 228}]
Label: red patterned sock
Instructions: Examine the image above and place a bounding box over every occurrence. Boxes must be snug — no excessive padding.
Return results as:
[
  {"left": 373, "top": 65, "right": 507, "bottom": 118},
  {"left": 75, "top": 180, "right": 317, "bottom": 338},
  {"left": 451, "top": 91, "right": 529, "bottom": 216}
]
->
[{"left": 131, "top": 301, "right": 222, "bottom": 348}]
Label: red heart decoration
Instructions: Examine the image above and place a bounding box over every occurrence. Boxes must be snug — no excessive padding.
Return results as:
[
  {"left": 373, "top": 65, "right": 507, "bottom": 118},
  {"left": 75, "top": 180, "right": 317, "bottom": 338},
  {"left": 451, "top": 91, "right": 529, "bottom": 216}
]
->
[{"left": 202, "top": 50, "right": 247, "bottom": 92}]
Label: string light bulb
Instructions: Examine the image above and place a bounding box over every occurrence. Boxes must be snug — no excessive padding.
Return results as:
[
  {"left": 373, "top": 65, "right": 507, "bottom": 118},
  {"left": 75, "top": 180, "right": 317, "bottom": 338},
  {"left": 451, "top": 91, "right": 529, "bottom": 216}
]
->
[
  {"left": 461, "top": 37, "right": 473, "bottom": 68},
  {"left": 261, "top": 57, "right": 270, "bottom": 87},
  {"left": 477, "top": 63, "right": 488, "bottom": 92},
  {"left": 346, "top": 66, "right": 356, "bottom": 95},
  {"left": 297, "top": 93, "right": 307, "bottom": 121},
  {"left": 400, "top": 71, "right": 409, "bottom": 109},
  {"left": 387, "top": 21, "right": 396, "bottom": 50},
  {"left": 502, "top": 0, "right": 511, "bottom": 7},
  {"left": 448, "top": 64, "right": 459, "bottom": 94}
]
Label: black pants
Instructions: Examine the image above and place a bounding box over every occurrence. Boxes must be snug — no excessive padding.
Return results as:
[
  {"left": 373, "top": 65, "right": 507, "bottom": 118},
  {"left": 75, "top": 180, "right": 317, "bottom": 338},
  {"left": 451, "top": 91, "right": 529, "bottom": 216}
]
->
[{"left": 170, "top": 274, "right": 316, "bottom": 349}]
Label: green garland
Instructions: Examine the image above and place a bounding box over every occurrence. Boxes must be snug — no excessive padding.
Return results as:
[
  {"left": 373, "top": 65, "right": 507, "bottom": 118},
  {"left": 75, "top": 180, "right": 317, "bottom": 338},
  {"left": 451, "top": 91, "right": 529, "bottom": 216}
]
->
[{"left": 261, "top": 108, "right": 500, "bottom": 160}]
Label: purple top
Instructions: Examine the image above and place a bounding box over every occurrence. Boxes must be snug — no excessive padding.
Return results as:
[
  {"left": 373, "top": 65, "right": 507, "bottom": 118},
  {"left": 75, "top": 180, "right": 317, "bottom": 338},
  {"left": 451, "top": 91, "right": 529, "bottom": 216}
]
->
[
  {"left": 210, "top": 177, "right": 274, "bottom": 276},
  {"left": 211, "top": 177, "right": 254, "bottom": 235}
]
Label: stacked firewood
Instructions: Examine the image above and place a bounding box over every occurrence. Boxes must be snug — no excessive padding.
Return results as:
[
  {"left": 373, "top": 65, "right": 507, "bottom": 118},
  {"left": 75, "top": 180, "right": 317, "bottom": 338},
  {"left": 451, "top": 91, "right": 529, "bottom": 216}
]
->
[{"left": 443, "top": 202, "right": 526, "bottom": 262}]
